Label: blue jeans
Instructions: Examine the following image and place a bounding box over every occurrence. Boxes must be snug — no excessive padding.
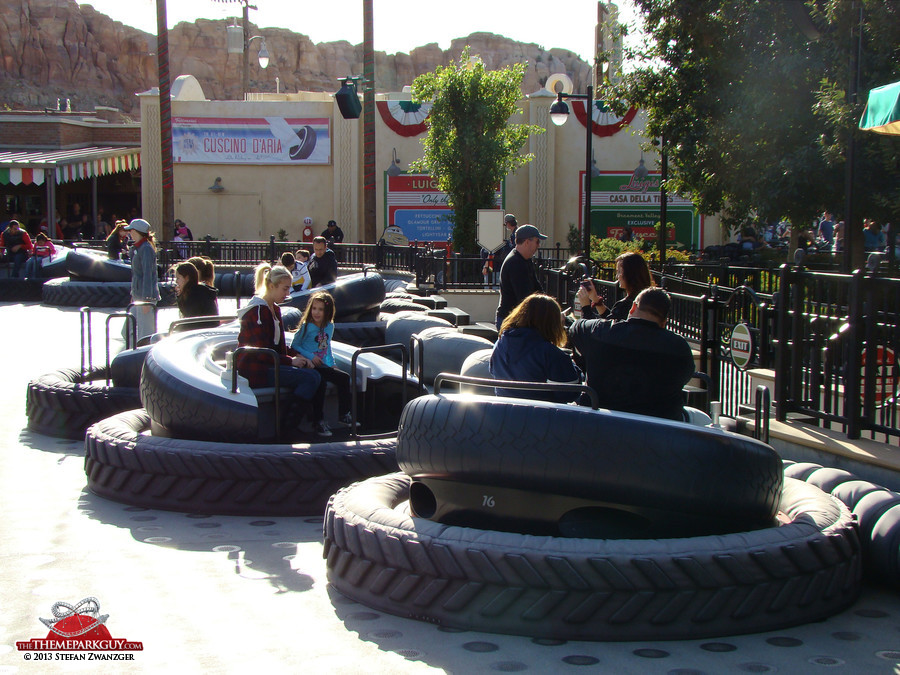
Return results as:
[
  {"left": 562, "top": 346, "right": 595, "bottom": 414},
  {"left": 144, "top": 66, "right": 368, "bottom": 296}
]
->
[
  {"left": 265, "top": 366, "right": 326, "bottom": 422},
  {"left": 4, "top": 250, "right": 27, "bottom": 277},
  {"left": 265, "top": 365, "right": 321, "bottom": 399}
]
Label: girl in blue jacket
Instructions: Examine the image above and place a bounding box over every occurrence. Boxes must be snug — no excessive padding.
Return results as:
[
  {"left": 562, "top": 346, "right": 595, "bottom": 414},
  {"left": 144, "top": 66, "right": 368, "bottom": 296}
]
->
[{"left": 291, "top": 291, "right": 356, "bottom": 436}]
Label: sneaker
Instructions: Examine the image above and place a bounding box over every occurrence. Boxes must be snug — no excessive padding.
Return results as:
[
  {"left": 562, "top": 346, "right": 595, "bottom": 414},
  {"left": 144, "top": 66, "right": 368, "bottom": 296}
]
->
[
  {"left": 339, "top": 412, "right": 360, "bottom": 428},
  {"left": 315, "top": 420, "right": 332, "bottom": 438}
]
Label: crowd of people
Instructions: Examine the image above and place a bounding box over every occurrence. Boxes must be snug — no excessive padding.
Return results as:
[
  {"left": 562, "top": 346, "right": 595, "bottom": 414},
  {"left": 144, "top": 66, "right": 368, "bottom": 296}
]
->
[
  {"left": 3, "top": 208, "right": 705, "bottom": 434},
  {"left": 490, "top": 226, "right": 696, "bottom": 421},
  {"left": 734, "top": 211, "right": 895, "bottom": 257}
]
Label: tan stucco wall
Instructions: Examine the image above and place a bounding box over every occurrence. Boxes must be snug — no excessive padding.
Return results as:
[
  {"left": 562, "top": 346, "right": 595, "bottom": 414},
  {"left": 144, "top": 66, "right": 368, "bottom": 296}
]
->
[{"left": 141, "top": 82, "right": 724, "bottom": 247}]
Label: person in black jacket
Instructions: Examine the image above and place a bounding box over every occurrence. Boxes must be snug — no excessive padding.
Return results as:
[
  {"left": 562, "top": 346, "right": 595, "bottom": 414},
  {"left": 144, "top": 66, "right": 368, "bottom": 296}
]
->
[
  {"left": 173, "top": 261, "right": 219, "bottom": 328},
  {"left": 578, "top": 251, "right": 653, "bottom": 322},
  {"left": 307, "top": 236, "right": 338, "bottom": 287},
  {"left": 321, "top": 219, "right": 344, "bottom": 245},
  {"left": 568, "top": 287, "right": 695, "bottom": 421},
  {"left": 495, "top": 224, "right": 546, "bottom": 329}
]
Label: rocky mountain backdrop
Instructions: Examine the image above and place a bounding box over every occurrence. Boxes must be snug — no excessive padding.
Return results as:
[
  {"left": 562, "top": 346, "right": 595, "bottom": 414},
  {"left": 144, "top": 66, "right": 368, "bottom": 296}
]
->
[{"left": 0, "top": 0, "right": 592, "bottom": 116}]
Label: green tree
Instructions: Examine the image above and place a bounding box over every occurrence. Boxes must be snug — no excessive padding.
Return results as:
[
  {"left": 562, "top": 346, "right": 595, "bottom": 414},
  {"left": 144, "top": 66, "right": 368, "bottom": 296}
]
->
[
  {"left": 410, "top": 48, "right": 543, "bottom": 253},
  {"left": 608, "top": 0, "right": 899, "bottom": 242}
]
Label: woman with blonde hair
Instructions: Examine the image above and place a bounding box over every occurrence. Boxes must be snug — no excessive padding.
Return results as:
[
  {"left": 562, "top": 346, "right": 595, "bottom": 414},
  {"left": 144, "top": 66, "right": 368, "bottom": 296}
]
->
[
  {"left": 236, "top": 263, "right": 325, "bottom": 435},
  {"left": 490, "top": 293, "right": 581, "bottom": 402}
]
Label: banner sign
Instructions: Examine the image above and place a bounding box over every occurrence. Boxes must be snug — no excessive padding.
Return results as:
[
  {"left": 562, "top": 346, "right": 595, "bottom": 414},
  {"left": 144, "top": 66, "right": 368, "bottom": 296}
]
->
[
  {"left": 173, "top": 116, "right": 331, "bottom": 165},
  {"left": 581, "top": 171, "right": 700, "bottom": 248},
  {"left": 384, "top": 174, "right": 503, "bottom": 243}
]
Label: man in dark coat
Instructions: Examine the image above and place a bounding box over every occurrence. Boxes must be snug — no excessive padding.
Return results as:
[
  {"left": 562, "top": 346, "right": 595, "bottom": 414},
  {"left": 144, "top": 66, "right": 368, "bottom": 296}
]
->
[{"left": 568, "top": 287, "right": 695, "bottom": 421}]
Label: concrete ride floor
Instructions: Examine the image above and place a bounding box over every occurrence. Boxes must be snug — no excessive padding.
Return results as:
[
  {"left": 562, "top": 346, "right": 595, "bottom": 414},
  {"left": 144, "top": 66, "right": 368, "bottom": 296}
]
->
[{"left": 1, "top": 300, "right": 900, "bottom": 674}]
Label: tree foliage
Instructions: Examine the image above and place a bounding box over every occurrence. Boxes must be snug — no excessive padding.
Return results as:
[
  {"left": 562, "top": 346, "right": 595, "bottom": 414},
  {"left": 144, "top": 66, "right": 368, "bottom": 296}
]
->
[
  {"left": 410, "top": 48, "right": 543, "bottom": 252},
  {"left": 608, "top": 0, "right": 899, "bottom": 234}
]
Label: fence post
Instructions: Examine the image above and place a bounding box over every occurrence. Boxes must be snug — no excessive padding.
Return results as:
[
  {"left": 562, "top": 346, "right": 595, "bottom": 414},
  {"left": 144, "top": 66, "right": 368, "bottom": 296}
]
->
[
  {"left": 845, "top": 268, "right": 864, "bottom": 439},
  {"left": 707, "top": 285, "right": 720, "bottom": 404},
  {"left": 268, "top": 235, "right": 276, "bottom": 264},
  {"left": 774, "top": 265, "right": 790, "bottom": 422},
  {"left": 204, "top": 234, "right": 212, "bottom": 257}
]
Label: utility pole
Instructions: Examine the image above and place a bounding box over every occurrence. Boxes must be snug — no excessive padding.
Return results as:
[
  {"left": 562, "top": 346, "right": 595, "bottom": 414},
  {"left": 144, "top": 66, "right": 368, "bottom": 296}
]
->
[
  {"left": 156, "top": 0, "right": 174, "bottom": 242},
  {"left": 363, "top": 0, "right": 376, "bottom": 242}
]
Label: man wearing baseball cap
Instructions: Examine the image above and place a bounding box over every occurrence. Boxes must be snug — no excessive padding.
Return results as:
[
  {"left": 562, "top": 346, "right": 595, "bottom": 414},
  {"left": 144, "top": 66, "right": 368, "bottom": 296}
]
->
[{"left": 495, "top": 223, "right": 547, "bottom": 329}]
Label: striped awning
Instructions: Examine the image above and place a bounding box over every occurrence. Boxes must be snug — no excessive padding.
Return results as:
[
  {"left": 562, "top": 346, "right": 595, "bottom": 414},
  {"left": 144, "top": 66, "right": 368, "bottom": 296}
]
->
[{"left": 0, "top": 147, "right": 141, "bottom": 185}]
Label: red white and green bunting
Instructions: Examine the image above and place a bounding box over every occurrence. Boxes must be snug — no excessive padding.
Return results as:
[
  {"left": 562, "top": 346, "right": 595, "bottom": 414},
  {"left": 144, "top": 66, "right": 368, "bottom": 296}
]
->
[
  {"left": 573, "top": 100, "right": 638, "bottom": 138},
  {"left": 56, "top": 152, "right": 140, "bottom": 184},
  {"left": 0, "top": 168, "right": 44, "bottom": 186},
  {"left": 377, "top": 100, "right": 433, "bottom": 137}
]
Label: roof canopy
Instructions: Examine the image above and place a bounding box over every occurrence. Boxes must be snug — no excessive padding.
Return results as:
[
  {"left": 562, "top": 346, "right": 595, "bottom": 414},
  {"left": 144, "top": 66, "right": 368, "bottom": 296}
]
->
[
  {"left": 859, "top": 81, "right": 900, "bottom": 135},
  {"left": 0, "top": 147, "right": 140, "bottom": 186}
]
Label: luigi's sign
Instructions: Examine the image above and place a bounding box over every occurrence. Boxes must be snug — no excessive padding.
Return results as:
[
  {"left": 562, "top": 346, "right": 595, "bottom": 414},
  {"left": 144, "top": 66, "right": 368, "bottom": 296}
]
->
[{"left": 580, "top": 171, "right": 701, "bottom": 249}]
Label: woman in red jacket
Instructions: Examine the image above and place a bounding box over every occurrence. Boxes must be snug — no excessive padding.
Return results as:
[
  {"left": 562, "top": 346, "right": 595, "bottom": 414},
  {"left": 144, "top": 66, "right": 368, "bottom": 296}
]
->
[{"left": 236, "top": 263, "right": 327, "bottom": 436}]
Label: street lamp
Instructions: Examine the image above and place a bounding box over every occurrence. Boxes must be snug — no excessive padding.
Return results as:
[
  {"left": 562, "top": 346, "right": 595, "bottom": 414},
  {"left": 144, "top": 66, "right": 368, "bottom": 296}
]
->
[
  {"left": 550, "top": 84, "right": 594, "bottom": 257},
  {"left": 221, "top": 1, "right": 270, "bottom": 99}
]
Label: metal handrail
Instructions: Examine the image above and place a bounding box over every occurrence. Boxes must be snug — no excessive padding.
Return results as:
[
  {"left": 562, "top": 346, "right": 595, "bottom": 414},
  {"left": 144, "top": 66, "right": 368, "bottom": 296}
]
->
[
  {"left": 167, "top": 315, "right": 237, "bottom": 334},
  {"left": 432, "top": 373, "right": 600, "bottom": 409},
  {"left": 409, "top": 334, "right": 426, "bottom": 394},
  {"left": 349, "top": 342, "right": 410, "bottom": 440},
  {"left": 755, "top": 385, "right": 771, "bottom": 444}
]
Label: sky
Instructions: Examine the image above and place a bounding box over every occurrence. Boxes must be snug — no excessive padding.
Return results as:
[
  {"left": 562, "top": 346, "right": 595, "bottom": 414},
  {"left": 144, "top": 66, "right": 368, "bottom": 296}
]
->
[{"left": 77, "top": 0, "right": 642, "bottom": 64}]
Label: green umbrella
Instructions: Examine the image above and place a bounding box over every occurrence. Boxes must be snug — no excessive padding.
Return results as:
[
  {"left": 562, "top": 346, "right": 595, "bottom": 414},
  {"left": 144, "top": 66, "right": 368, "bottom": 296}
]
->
[{"left": 859, "top": 81, "right": 900, "bottom": 135}]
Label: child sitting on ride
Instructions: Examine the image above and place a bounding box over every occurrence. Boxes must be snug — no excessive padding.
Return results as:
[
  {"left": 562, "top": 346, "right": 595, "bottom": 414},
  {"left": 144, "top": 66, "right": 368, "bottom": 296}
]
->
[
  {"left": 490, "top": 293, "right": 582, "bottom": 403},
  {"left": 280, "top": 250, "right": 311, "bottom": 293},
  {"left": 236, "top": 263, "right": 325, "bottom": 434},
  {"left": 295, "top": 249, "right": 311, "bottom": 290},
  {"left": 24, "top": 231, "right": 56, "bottom": 277},
  {"left": 172, "top": 261, "right": 219, "bottom": 328},
  {"left": 290, "top": 291, "right": 356, "bottom": 436}
]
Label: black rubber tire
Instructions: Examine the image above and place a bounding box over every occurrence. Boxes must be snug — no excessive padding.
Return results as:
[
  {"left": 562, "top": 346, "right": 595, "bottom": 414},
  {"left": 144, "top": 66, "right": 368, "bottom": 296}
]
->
[
  {"left": 289, "top": 125, "right": 317, "bottom": 160},
  {"left": 783, "top": 460, "right": 900, "bottom": 589},
  {"left": 141, "top": 346, "right": 259, "bottom": 442},
  {"left": 65, "top": 249, "right": 133, "bottom": 282},
  {"left": 380, "top": 297, "right": 427, "bottom": 314},
  {"left": 397, "top": 395, "right": 784, "bottom": 531},
  {"left": 26, "top": 367, "right": 141, "bottom": 439},
  {"left": 284, "top": 273, "right": 386, "bottom": 321},
  {"left": 324, "top": 473, "right": 860, "bottom": 641},
  {"left": 84, "top": 409, "right": 399, "bottom": 516},
  {"left": 214, "top": 271, "right": 255, "bottom": 298},
  {"left": 41, "top": 278, "right": 176, "bottom": 308},
  {"left": 333, "top": 321, "right": 386, "bottom": 348},
  {"left": 409, "top": 328, "right": 493, "bottom": 387},
  {"left": 0, "top": 278, "right": 45, "bottom": 302},
  {"left": 109, "top": 345, "right": 152, "bottom": 389}
]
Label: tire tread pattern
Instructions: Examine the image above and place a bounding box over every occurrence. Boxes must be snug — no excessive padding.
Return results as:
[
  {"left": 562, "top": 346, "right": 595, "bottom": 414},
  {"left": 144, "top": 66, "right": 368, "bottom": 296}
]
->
[
  {"left": 84, "top": 409, "right": 399, "bottom": 515},
  {"left": 323, "top": 473, "right": 861, "bottom": 641},
  {"left": 26, "top": 367, "right": 141, "bottom": 439}
]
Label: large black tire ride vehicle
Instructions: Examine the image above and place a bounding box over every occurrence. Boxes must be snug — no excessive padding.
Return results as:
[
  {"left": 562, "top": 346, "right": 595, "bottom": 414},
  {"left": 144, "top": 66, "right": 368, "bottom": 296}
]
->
[
  {"left": 84, "top": 409, "right": 399, "bottom": 516},
  {"left": 42, "top": 278, "right": 176, "bottom": 308},
  {"left": 65, "top": 249, "right": 132, "bottom": 282},
  {"left": 26, "top": 367, "right": 141, "bottom": 439},
  {"left": 397, "top": 394, "right": 783, "bottom": 536},
  {"left": 283, "top": 272, "right": 385, "bottom": 320},
  {"left": 324, "top": 473, "right": 861, "bottom": 641}
]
